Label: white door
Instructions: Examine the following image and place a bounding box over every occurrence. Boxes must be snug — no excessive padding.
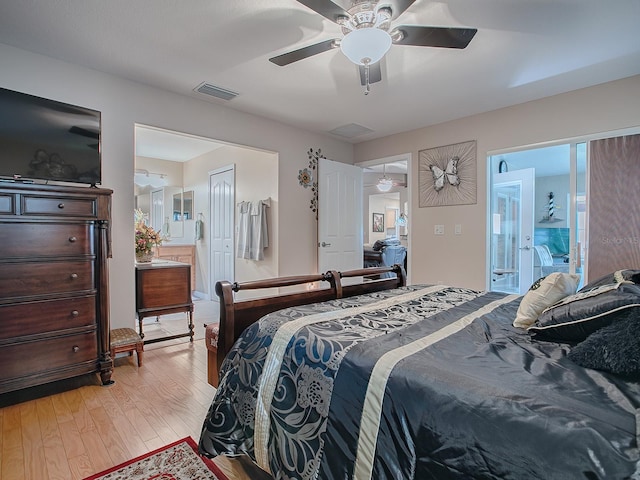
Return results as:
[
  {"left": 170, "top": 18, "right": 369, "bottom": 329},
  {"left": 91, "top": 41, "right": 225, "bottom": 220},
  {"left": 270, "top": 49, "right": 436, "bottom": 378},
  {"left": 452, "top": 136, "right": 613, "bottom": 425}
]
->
[
  {"left": 318, "top": 158, "right": 363, "bottom": 273},
  {"left": 490, "top": 168, "right": 535, "bottom": 294},
  {"left": 209, "top": 166, "right": 235, "bottom": 299}
]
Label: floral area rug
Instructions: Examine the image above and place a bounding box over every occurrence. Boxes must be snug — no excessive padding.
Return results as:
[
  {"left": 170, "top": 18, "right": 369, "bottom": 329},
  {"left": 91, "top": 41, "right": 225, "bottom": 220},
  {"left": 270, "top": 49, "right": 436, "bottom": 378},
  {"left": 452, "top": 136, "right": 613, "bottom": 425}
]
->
[{"left": 83, "top": 436, "right": 228, "bottom": 480}]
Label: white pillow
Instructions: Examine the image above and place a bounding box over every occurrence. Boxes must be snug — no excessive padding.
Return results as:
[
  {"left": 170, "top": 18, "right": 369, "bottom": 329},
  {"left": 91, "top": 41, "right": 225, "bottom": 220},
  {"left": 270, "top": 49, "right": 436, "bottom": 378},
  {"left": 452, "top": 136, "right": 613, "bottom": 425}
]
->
[{"left": 513, "top": 272, "right": 581, "bottom": 328}]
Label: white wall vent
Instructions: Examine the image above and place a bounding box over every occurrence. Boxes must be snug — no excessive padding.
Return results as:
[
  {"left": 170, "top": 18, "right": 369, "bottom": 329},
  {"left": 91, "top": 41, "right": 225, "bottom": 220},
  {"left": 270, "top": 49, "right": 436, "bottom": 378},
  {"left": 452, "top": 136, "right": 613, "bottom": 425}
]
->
[{"left": 193, "top": 82, "right": 239, "bottom": 101}]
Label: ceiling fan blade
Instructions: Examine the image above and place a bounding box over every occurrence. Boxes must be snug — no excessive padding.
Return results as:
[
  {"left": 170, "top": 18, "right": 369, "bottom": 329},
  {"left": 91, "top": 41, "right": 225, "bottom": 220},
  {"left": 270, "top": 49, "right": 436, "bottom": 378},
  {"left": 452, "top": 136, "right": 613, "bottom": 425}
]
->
[
  {"left": 296, "top": 0, "right": 349, "bottom": 23},
  {"left": 393, "top": 25, "right": 477, "bottom": 48},
  {"left": 386, "top": 0, "right": 418, "bottom": 19},
  {"left": 359, "top": 62, "right": 382, "bottom": 86},
  {"left": 269, "top": 39, "right": 339, "bottom": 66}
]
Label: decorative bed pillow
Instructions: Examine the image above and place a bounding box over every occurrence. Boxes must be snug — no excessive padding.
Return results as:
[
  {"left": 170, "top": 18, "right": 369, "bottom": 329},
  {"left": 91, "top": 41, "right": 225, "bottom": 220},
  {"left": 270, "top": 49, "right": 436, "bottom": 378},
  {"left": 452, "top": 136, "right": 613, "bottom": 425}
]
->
[
  {"left": 528, "top": 282, "right": 640, "bottom": 342},
  {"left": 567, "top": 316, "right": 640, "bottom": 379},
  {"left": 578, "top": 269, "right": 640, "bottom": 293},
  {"left": 513, "top": 273, "right": 580, "bottom": 328}
]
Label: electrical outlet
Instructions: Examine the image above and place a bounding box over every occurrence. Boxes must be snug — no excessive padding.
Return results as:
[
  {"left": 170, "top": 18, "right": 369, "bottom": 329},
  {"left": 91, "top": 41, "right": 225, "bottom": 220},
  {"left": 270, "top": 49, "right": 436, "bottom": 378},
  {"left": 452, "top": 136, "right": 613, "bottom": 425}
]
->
[{"left": 434, "top": 224, "right": 445, "bottom": 235}]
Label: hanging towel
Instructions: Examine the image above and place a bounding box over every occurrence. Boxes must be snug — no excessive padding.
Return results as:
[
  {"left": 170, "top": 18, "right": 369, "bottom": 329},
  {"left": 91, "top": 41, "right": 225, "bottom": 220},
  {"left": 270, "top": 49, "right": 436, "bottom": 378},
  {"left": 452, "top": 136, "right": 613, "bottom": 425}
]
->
[
  {"left": 237, "top": 198, "right": 270, "bottom": 260},
  {"left": 195, "top": 218, "right": 204, "bottom": 240}
]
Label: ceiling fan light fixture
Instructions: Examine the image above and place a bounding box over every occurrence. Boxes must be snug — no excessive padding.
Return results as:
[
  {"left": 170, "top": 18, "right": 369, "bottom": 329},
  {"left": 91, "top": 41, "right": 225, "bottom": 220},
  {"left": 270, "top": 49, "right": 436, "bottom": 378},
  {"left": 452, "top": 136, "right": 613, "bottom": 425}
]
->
[
  {"left": 376, "top": 176, "right": 393, "bottom": 192},
  {"left": 340, "top": 28, "right": 392, "bottom": 65}
]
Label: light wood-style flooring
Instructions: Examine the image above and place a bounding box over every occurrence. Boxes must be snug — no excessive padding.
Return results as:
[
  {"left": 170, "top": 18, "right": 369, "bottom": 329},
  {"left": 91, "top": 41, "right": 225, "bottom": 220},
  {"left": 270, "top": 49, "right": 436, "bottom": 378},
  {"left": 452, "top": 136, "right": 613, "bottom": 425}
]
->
[{"left": 0, "top": 337, "right": 270, "bottom": 480}]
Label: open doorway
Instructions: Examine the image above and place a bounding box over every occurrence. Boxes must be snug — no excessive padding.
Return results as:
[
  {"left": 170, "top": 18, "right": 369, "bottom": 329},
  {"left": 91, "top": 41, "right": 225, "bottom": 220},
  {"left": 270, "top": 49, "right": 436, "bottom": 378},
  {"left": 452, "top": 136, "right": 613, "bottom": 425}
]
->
[
  {"left": 488, "top": 143, "right": 586, "bottom": 294},
  {"left": 357, "top": 154, "right": 410, "bottom": 278},
  {"left": 134, "top": 124, "right": 279, "bottom": 303}
]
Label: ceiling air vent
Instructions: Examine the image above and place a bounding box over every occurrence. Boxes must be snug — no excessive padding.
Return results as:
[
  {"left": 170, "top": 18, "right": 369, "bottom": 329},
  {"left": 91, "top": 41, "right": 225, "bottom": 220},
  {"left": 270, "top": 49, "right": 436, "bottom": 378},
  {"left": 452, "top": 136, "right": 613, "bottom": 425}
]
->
[
  {"left": 193, "top": 82, "right": 239, "bottom": 101},
  {"left": 329, "top": 123, "right": 374, "bottom": 139}
]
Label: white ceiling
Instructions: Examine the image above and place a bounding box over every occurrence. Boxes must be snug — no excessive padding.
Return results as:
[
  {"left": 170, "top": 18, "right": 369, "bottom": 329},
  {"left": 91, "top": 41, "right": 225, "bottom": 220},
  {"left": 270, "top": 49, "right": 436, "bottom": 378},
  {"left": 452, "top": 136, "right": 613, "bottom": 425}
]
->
[
  {"left": 1, "top": 1, "right": 639, "bottom": 145},
  {"left": 135, "top": 125, "right": 224, "bottom": 162}
]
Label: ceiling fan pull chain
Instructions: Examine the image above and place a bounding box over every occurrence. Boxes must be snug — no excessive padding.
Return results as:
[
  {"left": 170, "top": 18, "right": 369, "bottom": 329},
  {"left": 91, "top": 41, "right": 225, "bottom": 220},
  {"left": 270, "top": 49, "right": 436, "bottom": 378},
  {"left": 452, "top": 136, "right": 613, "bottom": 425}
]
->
[{"left": 364, "top": 61, "right": 371, "bottom": 95}]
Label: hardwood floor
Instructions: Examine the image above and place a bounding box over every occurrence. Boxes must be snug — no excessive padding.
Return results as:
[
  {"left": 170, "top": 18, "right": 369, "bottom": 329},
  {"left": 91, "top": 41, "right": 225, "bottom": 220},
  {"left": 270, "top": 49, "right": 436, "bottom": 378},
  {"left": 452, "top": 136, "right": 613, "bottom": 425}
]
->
[{"left": 0, "top": 338, "right": 270, "bottom": 480}]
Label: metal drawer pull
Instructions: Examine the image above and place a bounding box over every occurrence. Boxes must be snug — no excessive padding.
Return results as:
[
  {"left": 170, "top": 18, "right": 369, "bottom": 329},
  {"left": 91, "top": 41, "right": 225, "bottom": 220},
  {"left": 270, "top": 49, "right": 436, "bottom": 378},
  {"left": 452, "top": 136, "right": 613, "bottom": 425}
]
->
[
  {"left": 58, "top": 203, "right": 65, "bottom": 209},
  {"left": 69, "top": 236, "right": 77, "bottom": 242},
  {"left": 72, "top": 346, "right": 80, "bottom": 353},
  {"left": 71, "top": 310, "right": 79, "bottom": 317},
  {"left": 70, "top": 273, "right": 78, "bottom": 279}
]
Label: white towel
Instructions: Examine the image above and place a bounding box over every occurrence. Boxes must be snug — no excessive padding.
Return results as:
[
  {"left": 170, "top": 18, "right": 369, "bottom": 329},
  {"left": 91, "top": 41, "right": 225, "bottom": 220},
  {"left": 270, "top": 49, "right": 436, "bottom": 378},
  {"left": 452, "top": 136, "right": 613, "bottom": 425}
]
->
[{"left": 237, "top": 199, "right": 270, "bottom": 260}]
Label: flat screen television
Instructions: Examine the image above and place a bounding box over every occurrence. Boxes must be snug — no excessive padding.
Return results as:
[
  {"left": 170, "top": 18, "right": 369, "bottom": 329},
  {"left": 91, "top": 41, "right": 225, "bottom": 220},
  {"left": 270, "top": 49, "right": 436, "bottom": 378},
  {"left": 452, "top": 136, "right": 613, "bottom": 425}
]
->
[{"left": 0, "top": 87, "right": 101, "bottom": 185}]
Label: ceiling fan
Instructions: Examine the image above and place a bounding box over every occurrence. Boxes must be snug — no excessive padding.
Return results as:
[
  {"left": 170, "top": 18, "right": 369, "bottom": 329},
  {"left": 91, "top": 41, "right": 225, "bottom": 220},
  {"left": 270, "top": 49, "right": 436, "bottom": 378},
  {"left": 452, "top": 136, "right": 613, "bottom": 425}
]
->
[
  {"left": 365, "top": 164, "right": 407, "bottom": 191},
  {"left": 269, "top": 0, "right": 477, "bottom": 93}
]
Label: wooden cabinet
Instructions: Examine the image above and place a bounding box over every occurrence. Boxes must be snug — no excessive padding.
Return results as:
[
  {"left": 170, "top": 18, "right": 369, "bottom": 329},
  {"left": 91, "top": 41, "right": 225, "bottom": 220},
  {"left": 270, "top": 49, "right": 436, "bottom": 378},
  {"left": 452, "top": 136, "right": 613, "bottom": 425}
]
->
[
  {"left": 135, "top": 261, "right": 194, "bottom": 344},
  {"left": 0, "top": 182, "right": 113, "bottom": 394},
  {"left": 155, "top": 245, "right": 196, "bottom": 290}
]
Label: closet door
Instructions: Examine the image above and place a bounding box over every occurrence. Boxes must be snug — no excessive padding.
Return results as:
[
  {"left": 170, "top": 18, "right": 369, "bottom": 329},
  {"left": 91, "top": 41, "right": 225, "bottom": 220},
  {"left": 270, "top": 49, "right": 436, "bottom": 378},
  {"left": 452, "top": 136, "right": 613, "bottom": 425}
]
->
[
  {"left": 587, "top": 134, "right": 640, "bottom": 280},
  {"left": 209, "top": 166, "right": 235, "bottom": 297}
]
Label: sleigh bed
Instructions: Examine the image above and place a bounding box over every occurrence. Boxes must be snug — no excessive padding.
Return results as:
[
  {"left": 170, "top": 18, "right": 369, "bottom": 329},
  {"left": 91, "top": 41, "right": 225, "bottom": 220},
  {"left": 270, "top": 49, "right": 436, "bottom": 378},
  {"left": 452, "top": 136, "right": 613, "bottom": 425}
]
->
[{"left": 199, "top": 266, "right": 640, "bottom": 480}]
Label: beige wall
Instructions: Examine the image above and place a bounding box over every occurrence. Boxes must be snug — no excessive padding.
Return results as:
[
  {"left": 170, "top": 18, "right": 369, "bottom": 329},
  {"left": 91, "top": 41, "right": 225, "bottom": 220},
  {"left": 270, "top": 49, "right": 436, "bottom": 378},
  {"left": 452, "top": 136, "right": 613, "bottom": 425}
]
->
[
  {"left": 2, "top": 40, "right": 639, "bottom": 324},
  {"left": 0, "top": 43, "right": 353, "bottom": 330},
  {"left": 368, "top": 193, "right": 400, "bottom": 244},
  {"left": 355, "top": 75, "right": 640, "bottom": 290}
]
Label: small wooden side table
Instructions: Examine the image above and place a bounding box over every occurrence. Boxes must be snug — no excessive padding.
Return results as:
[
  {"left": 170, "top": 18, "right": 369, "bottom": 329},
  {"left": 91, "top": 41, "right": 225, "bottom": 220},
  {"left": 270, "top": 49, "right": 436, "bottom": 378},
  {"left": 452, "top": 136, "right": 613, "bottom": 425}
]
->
[{"left": 135, "top": 260, "right": 194, "bottom": 344}]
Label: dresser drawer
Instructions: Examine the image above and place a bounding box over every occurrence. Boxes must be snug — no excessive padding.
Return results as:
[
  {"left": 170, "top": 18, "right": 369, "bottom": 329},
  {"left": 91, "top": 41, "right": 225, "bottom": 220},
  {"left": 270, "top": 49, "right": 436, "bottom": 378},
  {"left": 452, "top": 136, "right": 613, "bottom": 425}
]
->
[
  {"left": 0, "top": 331, "right": 97, "bottom": 382},
  {"left": 0, "top": 261, "right": 94, "bottom": 299},
  {"left": 0, "top": 223, "right": 93, "bottom": 257},
  {"left": 0, "top": 193, "right": 14, "bottom": 214},
  {"left": 0, "top": 296, "right": 96, "bottom": 340},
  {"left": 22, "top": 195, "right": 97, "bottom": 217}
]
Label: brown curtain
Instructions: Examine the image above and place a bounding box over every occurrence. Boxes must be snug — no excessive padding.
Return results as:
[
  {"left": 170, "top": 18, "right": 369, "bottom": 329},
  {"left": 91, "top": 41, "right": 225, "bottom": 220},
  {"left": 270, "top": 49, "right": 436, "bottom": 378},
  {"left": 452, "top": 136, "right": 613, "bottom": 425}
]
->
[{"left": 587, "top": 133, "right": 640, "bottom": 281}]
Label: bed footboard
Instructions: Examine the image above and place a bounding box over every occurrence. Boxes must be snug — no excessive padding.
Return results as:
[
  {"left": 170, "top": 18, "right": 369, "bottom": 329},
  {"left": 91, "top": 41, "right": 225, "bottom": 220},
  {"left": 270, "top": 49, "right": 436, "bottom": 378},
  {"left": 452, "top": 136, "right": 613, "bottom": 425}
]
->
[{"left": 208, "top": 265, "right": 405, "bottom": 386}]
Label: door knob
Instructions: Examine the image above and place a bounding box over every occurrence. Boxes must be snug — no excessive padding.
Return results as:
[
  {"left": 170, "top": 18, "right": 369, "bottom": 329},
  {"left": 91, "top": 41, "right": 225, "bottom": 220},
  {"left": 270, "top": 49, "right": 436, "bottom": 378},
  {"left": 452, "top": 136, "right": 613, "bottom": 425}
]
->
[
  {"left": 321, "top": 242, "right": 332, "bottom": 247},
  {"left": 519, "top": 245, "right": 531, "bottom": 250}
]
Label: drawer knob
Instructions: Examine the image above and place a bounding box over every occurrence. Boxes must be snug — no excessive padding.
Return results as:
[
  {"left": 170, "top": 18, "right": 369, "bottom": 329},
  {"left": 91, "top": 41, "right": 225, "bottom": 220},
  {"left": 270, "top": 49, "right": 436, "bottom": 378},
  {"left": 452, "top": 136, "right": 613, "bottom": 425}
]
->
[
  {"left": 71, "top": 310, "right": 79, "bottom": 317},
  {"left": 69, "top": 236, "right": 77, "bottom": 243},
  {"left": 72, "top": 346, "right": 80, "bottom": 353},
  {"left": 70, "top": 273, "right": 78, "bottom": 279},
  {"left": 58, "top": 203, "right": 65, "bottom": 209}
]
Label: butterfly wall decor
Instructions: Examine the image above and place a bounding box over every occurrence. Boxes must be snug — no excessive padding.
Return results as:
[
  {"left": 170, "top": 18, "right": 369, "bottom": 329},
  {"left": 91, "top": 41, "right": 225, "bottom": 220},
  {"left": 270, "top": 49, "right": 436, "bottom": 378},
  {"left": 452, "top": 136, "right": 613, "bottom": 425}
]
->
[
  {"left": 419, "top": 140, "right": 477, "bottom": 207},
  {"left": 430, "top": 156, "right": 461, "bottom": 192}
]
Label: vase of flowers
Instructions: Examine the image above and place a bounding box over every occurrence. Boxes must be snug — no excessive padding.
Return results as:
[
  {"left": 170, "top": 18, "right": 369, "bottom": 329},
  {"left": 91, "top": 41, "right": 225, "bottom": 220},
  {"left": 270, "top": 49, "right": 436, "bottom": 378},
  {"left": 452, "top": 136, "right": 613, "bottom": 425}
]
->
[{"left": 134, "top": 209, "right": 164, "bottom": 263}]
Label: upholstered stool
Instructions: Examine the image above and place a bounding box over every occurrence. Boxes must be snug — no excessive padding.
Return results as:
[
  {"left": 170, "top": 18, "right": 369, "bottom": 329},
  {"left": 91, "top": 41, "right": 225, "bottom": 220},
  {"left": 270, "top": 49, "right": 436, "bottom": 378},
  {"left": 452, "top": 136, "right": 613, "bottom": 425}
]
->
[
  {"left": 110, "top": 328, "right": 143, "bottom": 367},
  {"left": 205, "top": 323, "right": 220, "bottom": 386}
]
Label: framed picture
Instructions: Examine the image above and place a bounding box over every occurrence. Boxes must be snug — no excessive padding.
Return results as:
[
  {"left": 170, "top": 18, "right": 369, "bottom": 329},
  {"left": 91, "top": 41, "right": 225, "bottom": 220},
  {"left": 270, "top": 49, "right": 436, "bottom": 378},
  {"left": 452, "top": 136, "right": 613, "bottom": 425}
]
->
[{"left": 372, "top": 212, "right": 384, "bottom": 232}]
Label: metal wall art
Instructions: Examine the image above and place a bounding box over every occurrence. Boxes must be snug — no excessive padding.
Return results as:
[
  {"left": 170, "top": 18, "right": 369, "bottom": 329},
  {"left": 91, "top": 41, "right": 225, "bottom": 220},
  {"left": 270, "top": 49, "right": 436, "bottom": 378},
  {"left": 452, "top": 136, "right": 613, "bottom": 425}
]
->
[
  {"left": 300, "top": 147, "right": 325, "bottom": 218},
  {"left": 419, "top": 140, "right": 477, "bottom": 207}
]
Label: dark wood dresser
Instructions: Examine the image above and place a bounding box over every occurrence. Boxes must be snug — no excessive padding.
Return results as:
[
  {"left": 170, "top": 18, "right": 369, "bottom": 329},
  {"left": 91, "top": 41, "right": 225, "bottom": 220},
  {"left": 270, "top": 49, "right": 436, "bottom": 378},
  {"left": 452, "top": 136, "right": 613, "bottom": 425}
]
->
[{"left": 0, "top": 182, "right": 113, "bottom": 394}]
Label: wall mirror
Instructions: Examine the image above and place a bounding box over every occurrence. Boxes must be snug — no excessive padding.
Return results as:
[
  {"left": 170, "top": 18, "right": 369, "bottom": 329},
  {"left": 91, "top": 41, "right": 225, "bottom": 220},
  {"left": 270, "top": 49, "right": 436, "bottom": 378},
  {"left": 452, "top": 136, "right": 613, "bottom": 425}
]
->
[{"left": 134, "top": 180, "right": 188, "bottom": 240}]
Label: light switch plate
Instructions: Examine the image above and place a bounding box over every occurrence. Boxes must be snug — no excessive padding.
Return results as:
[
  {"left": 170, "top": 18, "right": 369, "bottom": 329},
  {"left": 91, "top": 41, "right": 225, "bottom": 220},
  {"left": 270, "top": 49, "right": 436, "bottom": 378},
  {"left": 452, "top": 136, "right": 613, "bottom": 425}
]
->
[
  {"left": 434, "top": 224, "right": 445, "bottom": 235},
  {"left": 455, "top": 224, "right": 462, "bottom": 235}
]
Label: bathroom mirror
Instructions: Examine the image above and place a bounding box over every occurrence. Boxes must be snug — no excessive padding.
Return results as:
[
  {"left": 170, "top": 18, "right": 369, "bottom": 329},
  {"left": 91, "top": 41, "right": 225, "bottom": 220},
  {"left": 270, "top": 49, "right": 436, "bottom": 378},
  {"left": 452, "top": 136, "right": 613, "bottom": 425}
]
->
[
  {"left": 172, "top": 192, "right": 183, "bottom": 221},
  {"left": 183, "top": 190, "right": 194, "bottom": 220}
]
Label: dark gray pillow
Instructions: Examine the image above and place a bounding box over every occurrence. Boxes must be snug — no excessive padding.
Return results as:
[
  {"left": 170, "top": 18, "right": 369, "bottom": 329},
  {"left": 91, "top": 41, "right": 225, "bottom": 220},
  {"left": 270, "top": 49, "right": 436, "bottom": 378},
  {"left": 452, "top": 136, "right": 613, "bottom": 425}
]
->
[
  {"left": 578, "top": 269, "right": 640, "bottom": 293},
  {"left": 528, "top": 282, "right": 640, "bottom": 341},
  {"left": 567, "top": 317, "right": 640, "bottom": 379}
]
